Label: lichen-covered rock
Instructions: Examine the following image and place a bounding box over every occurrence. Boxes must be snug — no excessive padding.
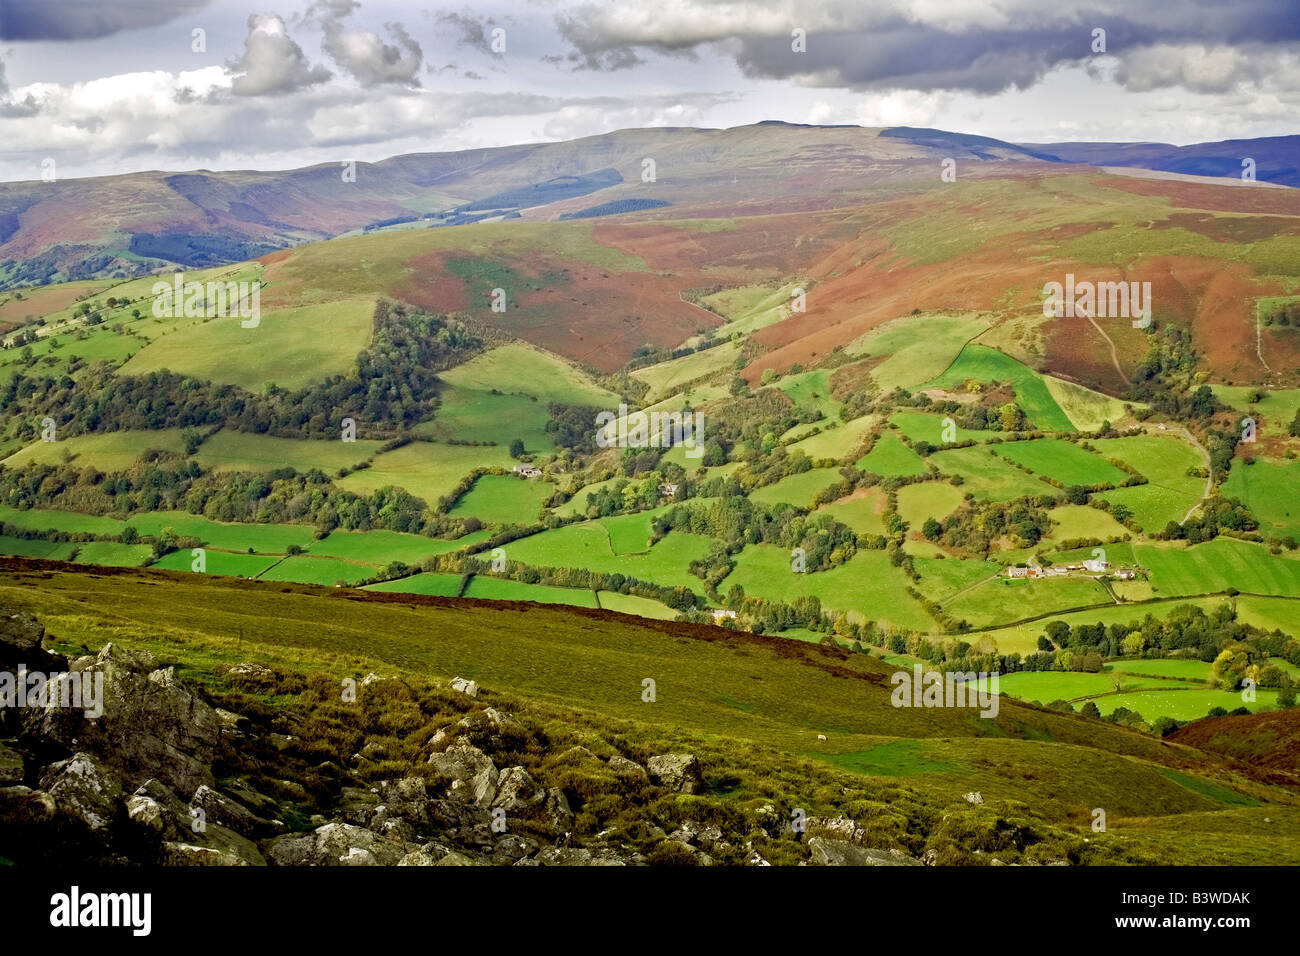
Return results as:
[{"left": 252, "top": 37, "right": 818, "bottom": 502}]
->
[
  {"left": 807, "top": 837, "right": 921, "bottom": 866},
  {"left": 24, "top": 644, "right": 221, "bottom": 796},
  {"left": 427, "top": 740, "right": 498, "bottom": 807},
  {"left": 647, "top": 753, "right": 704, "bottom": 794},
  {"left": 39, "top": 752, "right": 122, "bottom": 831}
]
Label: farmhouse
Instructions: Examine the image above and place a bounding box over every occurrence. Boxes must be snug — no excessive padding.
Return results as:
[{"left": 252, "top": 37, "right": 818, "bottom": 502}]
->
[
  {"left": 1006, "top": 566, "right": 1029, "bottom": 579},
  {"left": 511, "top": 465, "right": 543, "bottom": 479},
  {"left": 1082, "top": 558, "right": 1108, "bottom": 573},
  {"left": 710, "top": 608, "right": 737, "bottom": 623},
  {"left": 659, "top": 482, "right": 679, "bottom": 497}
]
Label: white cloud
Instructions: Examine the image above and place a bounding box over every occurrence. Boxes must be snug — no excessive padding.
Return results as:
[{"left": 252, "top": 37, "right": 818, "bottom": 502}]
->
[{"left": 228, "top": 14, "right": 331, "bottom": 97}]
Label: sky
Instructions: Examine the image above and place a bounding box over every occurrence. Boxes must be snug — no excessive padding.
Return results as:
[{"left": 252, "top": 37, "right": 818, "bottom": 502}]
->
[{"left": 0, "top": 0, "right": 1297, "bottom": 182}]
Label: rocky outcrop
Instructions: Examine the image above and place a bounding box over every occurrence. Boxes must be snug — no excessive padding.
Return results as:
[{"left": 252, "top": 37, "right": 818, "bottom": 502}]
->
[
  {"left": 23, "top": 643, "right": 220, "bottom": 796},
  {"left": 0, "top": 601, "right": 953, "bottom": 867},
  {"left": 647, "top": 753, "right": 704, "bottom": 794},
  {"left": 807, "top": 837, "right": 923, "bottom": 866}
]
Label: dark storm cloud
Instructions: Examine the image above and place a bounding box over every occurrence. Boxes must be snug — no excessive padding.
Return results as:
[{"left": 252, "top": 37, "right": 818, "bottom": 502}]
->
[
  {"left": 554, "top": 0, "right": 1300, "bottom": 93},
  {"left": 0, "top": 0, "right": 211, "bottom": 41}
]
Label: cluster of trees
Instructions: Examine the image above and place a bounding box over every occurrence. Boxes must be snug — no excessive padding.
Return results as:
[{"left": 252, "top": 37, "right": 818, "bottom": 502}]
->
[
  {"left": 1156, "top": 495, "right": 1256, "bottom": 543},
  {"left": 0, "top": 456, "right": 472, "bottom": 539},
  {"left": 659, "top": 497, "right": 860, "bottom": 575},
  {"left": 1, "top": 300, "right": 480, "bottom": 444},
  {"left": 544, "top": 402, "right": 602, "bottom": 453},
  {"left": 911, "top": 392, "right": 1029, "bottom": 433},
  {"left": 1262, "top": 300, "right": 1300, "bottom": 326},
  {"left": 921, "top": 498, "right": 1053, "bottom": 555},
  {"left": 700, "top": 388, "right": 823, "bottom": 465}
]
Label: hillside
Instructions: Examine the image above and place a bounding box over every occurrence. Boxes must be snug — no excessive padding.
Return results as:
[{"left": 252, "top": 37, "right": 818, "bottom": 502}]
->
[{"left": 2, "top": 559, "right": 1297, "bottom": 866}]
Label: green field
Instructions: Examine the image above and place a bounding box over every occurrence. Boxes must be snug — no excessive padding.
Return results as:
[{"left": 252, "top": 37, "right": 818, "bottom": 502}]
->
[
  {"left": 815, "top": 489, "right": 887, "bottom": 534},
  {"left": 911, "top": 555, "right": 999, "bottom": 602},
  {"left": 461, "top": 575, "right": 599, "bottom": 608},
  {"left": 1138, "top": 538, "right": 1300, "bottom": 598},
  {"left": 632, "top": 346, "right": 735, "bottom": 403},
  {"left": 857, "top": 433, "right": 928, "bottom": 477},
  {"left": 1211, "top": 386, "right": 1300, "bottom": 435},
  {"left": 449, "top": 474, "right": 555, "bottom": 525},
  {"left": 1043, "top": 504, "right": 1130, "bottom": 545},
  {"left": 721, "top": 544, "right": 934, "bottom": 631},
  {"left": 748, "top": 467, "right": 844, "bottom": 508},
  {"left": 126, "top": 512, "right": 315, "bottom": 552},
  {"left": 943, "top": 575, "right": 1111, "bottom": 628},
  {"left": 994, "top": 439, "right": 1130, "bottom": 486},
  {"left": 364, "top": 572, "right": 466, "bottom": 597},
  {"left": 981, "top": 671, "right": 1200, "bottom": 703},
  {"left": 1108, "top": 659, "right": 1212, "bottom": 681},
  {"left": 439, "top": 343, "right": 618, "bottom": 407},
  {"left": 1235, "top": 595, "right": 1300, "bottom": 636},
  {"left": 1096, "top": 484, "right": 1198, "bottom": 533},
  {"left": 897, "top": 482, "right": 966, "bottom": 529},
  {"left": 697, "top": 280, "right": 803, "bottom": 340},
  {"left": 310, "top": 529, "right": 486, "bottom": 564},
  {"left": 769, "top": 369, "right": 840, "bottom": 419},
  {"left": 1043, "top": 377, "right": 1133, "bottom": 431},
  {"left": 151, "top": 548, "right": 281, "bottom": 578},
  {"left": 787, "top": 415, "right": 877, "bottom": 460},
  {"left": 120, "top": 298, "right": 376, "bottom": 392},
  {"left": 502, "top": 523, "right": 712, "bottom": 591},
  {"left": 0, "top": 505, "right": 126, "bottom": 536},
  {"left": 257, "top": 555, "right": 373, "bottom": 586},
  {"left": 595, "top": 590, "right": 680, "bottom": 620},
  {"left": 928, "top": 446, "right": 1055, "bottom": 501},
  {"left": 924, "top": 345, "right": 1074, "bottom": 432},
  {"left": 195, "top": 429, "right": 383, "bottom": 475},
  {"left": 70, "top": 542, "right": 153, "bottom": 567},
  {"left": 0, "top": 535, "right": 76, "bottom": 560},
  {"left": 337, "top": 441, "right": 515, "bottom": 507},
  {"left": 889, "top": 411, "right": 1007, "bottom": 445},
  {"left": 415, "top": 384, "right": 556, "bottom": 454},
  {"left": 1092, "top": 435, "right": 1204, "bottom": 485},
  {"left": 1093, "top": 688, "right": 1277, "bottom": 721},
  {"left": 1, "top": 429, "right": 187, "bottom": 471},
  {"left": 849, "top": 312, "right": 990, "bottom": 390},
  {"left": 1222, "top": 458, "right": 1300, "bottom": 540}
]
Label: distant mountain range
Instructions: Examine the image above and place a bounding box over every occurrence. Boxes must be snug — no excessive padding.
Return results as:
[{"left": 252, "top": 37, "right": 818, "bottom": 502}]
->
[{"left": 0, "top": 122, "right": 1294, "bottom": 290}]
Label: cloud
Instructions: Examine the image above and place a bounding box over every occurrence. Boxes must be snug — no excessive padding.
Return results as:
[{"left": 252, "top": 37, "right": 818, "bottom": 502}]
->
[
  {"left": 0, "top": 56, "right": 39, "bottom": 117},
  {"left": 436, "top": 11, "right": 503, "bottom": 58},
  {"left": 0, "top": 0, "right": 211, "bottom": 41},
  {"left": 227, "top": 14, "right": 331, "bottom": 97},
  {"left": 322, "top": 20, "right": 423, "bottom": 87},
  {"left": 1111, "top": 43, "right": 1296, "bottom": 95},
  {"left": 551, "top": 0, "right": 1300, "bottom": 94}
]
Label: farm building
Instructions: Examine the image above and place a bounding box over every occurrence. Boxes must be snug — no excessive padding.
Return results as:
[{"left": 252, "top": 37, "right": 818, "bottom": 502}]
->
[{"left": 511, "top": 465, "right": 543, "bottom": 479}]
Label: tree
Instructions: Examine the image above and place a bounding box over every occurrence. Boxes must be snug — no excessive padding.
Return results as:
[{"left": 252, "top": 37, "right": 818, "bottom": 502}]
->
[
  {"left": 1279, "top": 674, "right": 1296, "bottom": 709},
  {"left": 1080, "top": 701, "right": 1101, "bottom": 719},
  {"left": 509, "top": 438, "right": 525, "bottom": 458}
]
